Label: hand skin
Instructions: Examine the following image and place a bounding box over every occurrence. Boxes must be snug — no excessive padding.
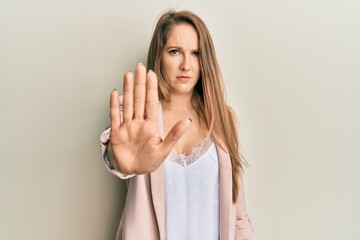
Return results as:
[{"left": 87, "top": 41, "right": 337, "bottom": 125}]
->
[{"left": 109, "top": 63, "right": 192, "bottom": 175}]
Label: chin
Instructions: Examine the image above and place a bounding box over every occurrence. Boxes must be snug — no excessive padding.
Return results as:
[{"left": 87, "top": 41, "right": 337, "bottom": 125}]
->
[
  {"left": 170, "top": 87, "right": 195, "bottom": 96},
  {"left": 169, "top": 82, "right": 197, "bottom": 93}
]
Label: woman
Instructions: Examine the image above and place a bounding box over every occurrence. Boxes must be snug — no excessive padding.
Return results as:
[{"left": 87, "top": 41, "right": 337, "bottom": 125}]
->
[{"left": 100, "top": 10, "right": 253, "bottom": 240}]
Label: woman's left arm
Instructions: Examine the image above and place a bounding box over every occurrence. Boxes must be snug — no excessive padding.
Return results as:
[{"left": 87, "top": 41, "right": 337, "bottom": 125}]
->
[{"left": 235, "top": 173, "right": 254, "bottom": 240}]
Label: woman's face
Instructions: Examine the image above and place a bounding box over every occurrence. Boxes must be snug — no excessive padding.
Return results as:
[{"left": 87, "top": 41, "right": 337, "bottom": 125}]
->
[{"left": 161, "top": 24, "right": 200, "bottom": 96}]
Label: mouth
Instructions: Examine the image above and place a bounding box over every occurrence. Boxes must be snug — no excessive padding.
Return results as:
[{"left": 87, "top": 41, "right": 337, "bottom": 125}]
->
[{"left": 176, "top": 76, "right": 191, "bottom": 82}]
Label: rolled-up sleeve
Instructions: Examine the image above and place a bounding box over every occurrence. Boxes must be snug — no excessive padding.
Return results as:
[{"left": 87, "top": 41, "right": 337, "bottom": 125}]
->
[
  {"left": 235, "top": 215, "right": 253, "bottom": 239},
  {"left": 235, "top": 173, "right": 254, "bottom": 239}
]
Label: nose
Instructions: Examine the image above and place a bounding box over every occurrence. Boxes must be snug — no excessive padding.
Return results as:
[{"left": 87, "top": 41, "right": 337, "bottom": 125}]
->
[{"left": 180, "top": 54, "right": 191, "bottom": 72}]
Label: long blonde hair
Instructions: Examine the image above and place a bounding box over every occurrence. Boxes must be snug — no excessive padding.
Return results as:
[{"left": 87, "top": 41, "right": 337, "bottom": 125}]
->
[{"left": 147, "top": 10, "right": 247, "bottom": 203}]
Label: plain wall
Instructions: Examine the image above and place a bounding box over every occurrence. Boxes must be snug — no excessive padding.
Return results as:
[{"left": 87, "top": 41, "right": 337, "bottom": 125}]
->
[{"left": 1, "top": 0, "right": 359, "bottom": 239}]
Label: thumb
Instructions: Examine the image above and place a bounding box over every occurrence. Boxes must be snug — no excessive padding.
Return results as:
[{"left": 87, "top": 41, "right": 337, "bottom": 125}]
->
[{"left": 160, "top": 118, "right": 192, "bottom": 154}]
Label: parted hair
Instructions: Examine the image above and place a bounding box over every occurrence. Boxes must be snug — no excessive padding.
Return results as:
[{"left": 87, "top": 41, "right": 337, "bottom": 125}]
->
[{"left": 147, "top": 10, "right": 247, "bottom": 203}]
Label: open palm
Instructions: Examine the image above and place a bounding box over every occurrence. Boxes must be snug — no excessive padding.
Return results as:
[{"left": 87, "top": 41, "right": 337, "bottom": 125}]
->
[{"left": 109, "top": 64, "right": 191, "bottom": 175}]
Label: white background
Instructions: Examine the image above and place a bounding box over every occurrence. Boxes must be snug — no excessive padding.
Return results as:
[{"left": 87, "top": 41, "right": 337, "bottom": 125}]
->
[{"left": 1, "top": 0, "right": 359, "bottom": 239}]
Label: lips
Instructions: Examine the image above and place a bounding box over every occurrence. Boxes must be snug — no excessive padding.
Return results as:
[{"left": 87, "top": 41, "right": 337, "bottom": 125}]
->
[{"left": 176, "top": 76, "right": 191, "bottom": 82}]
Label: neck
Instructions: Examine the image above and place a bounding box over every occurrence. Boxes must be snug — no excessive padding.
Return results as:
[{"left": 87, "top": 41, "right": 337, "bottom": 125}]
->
[{"left": 161, "top": 92, "right": 194, "bottom": 113}]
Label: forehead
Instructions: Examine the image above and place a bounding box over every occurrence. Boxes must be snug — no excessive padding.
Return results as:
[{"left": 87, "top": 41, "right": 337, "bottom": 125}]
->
[{"left": 165, "top": 24, "right": 199, "bottom": 49}]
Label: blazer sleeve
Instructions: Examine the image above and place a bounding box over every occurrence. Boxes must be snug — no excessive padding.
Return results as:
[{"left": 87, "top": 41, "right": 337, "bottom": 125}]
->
[{"left": 235, "top": 172, "right": 254, "bottom": 239}]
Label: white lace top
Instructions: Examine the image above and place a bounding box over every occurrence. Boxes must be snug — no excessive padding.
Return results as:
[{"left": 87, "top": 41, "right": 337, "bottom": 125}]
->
[{"left": 165, "top": 138, "right": 220, "bottom": 240}]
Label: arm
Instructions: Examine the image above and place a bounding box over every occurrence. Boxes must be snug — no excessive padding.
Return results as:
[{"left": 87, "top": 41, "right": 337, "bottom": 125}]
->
[{"left": 235, "top": 173, "right": 254, "bottom": 239}]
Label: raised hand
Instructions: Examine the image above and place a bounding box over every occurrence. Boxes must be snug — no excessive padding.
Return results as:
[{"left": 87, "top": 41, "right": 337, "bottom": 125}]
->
[{"left": 109, "top": 63, "right": 191, "bottom": 175}]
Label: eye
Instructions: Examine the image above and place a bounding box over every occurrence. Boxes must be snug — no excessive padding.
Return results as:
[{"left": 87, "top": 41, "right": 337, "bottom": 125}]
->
[
  {"left": 193, "top": 51, "right": 200, "bottom": 57},
  {"left": 169, "top": 49, "right": 180, "bottom": 55}
]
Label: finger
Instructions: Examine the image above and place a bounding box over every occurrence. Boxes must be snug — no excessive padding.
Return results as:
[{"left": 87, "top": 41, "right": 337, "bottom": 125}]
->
[
  {"left": 160, "top": 118, "right": 192, "bottom": 154},
  {"left": 110, "top": 89, "right": 121, "bottom": 130},
  {"left": 145, "top": 70, "right": 159, "bottom": 121},
  {"left": 133, "top": 63, "right": 146, "bottom": 119},
  {"left": 119, "top": 95, "right": 124, "bottom": 124},
  {"left": 123, "top": 71, "right": 134, "bottom": 123}
]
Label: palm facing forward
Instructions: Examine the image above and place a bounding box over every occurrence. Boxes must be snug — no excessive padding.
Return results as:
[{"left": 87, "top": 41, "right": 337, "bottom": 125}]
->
[{"left": 109, "top": 64, "right": 191, "bottom": 175}]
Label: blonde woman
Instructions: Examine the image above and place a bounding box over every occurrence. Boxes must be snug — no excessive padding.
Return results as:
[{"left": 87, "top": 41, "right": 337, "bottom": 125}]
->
[{"left": 100, "top": 10, "right": 253, "bottom": 240}]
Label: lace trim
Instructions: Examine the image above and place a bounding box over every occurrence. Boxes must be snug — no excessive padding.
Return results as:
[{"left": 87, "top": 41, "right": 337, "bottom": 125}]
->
[{"left": 168, "top": 137, "right": 214, "bottom": 166}]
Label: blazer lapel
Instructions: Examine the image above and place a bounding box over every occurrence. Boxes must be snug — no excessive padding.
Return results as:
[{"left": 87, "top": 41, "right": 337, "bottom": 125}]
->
[
  {"left": 150, "top": 165, "right": 165, "bottom": 239},
  {"left": 217, "top": 145, "right": 233, "bottom": 240},
  {"left": 150, "top": 102, "right": 166, "bottom": 239}
]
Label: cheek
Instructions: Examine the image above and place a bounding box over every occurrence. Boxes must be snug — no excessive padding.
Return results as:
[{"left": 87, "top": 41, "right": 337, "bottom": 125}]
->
[
  {"left": 161, "top": 62, "right": 170, "bottom": 79},
  {"left": 162, "top": 58, "right": 177, "bottom": 75},
  {"left": 160, "top": 58, "right": 168, "bottom": 76},
  {"left": 160, "top": 59, "right": 175, "bottom": 83},
  {"left": 194, "top": 60, "right": 201, "bottom": 77}
]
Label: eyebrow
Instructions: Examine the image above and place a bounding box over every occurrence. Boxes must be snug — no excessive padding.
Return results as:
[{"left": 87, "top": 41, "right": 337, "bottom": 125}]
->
[{"left": 166, "top": 46, "right": 199, "bottom": 51}]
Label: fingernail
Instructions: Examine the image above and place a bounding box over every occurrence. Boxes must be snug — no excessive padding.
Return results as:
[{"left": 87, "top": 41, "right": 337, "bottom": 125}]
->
[
  {"left": 127, "top": 70, "right": 132, "bottom": 73},
  {"left": 188, "top": 117, "right": 192, "bottom": 122},
  {"left": 149, "top": 69, "right": 154, "bottom": 72},
  {"left": 138, "top": 62, "right": 144, "bottom": 66}
]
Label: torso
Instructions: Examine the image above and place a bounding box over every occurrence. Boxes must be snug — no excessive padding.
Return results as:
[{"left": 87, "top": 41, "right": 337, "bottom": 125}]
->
[
  {"left": 164, "top": 141, "right": 220, "bottom": 240},
  {"left": 162, "top": 101, "right": 208, "bottom": 155}
]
